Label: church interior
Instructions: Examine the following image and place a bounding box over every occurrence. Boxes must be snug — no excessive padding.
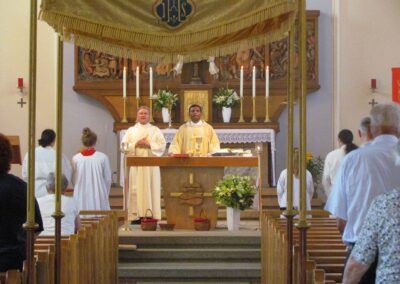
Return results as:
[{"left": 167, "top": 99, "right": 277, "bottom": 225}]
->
[{"left": 1, "top": 0, "right": 400, "bottom": 283}]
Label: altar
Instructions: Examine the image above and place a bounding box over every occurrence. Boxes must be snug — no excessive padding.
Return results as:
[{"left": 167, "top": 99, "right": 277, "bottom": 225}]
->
[
  {"left": 126, "top": 156, "right": 259, "bottom": 229},
  {"left": 119, "top": 128, "right": 276, "bottom": 186}
]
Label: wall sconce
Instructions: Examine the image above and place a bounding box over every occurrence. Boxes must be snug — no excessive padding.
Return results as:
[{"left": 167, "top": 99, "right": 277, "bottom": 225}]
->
[
  {"left": 17, "top": 77, "right": 25, "bottom": 95},
  {"left": 371, "top": 78, "right": 377, "bottom": 93}
]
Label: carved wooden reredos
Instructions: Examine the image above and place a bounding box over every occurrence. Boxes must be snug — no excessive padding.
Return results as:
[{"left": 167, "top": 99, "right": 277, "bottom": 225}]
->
[{"left": 73, "top": 11, "right": 320, "bottom": 132}]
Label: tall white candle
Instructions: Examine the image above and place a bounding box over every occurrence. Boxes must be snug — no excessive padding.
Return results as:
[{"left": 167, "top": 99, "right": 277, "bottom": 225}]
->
[
  {"left": 266, "top": 65, "right": 269, "bottom": 97},
  {"left": 252, "top": 66, "right": 256, "bottom": 98},
  {"left": 149, "top": 67, "right": 153, "bottom": 98},
  {"left": 240, "top": 66, "right": 244, "bottom": 98},
  {"left": 123, "top": 67, "right": 126, "bottom": 98},
  {"left": 136, "top": 66, "right": 140, "bottom": 99}
]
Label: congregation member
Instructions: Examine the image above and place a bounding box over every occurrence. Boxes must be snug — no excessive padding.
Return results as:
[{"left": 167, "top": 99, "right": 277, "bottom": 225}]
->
[
  {"left": 0, "top": 134, "right": 43, "bottom": 272},
  {"left": 72, "top": 127, "right": 112, "bottom": 211},
  {"left": 22, "top": 129, "right": 72, "bottom": 198},
  {"left": 358, "top": 116, "right": 373, "bottom": 147},
  {"left": 169, "top": 104, "right": 220, "bottom": 155},
  {"left": 342, "top": 160, "right": 400, "bottom": 283},
  {"left": 325, "top": 103, "right": 400, "bottom": 283},
  {"left": 276, "top": 148, "right": 314, "bottom": 212},
  {"left": 121, "top": 106, "right": 166, "bottom": 221},
  {"left": 38, "top": 173, "right": 81, "bottom": 236},
  {"left": 322, "top": 129, "right": 358, "bottom": 198}
]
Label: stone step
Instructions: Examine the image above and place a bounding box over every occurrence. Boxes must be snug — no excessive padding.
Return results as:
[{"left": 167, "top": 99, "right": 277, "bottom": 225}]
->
[
  {"left": 118, "top": 262, "right": 260, "bottom": 281},
  {"left": 119, "top": 248, "right": 260, "bottom": 262},
  {"left": 119, "top": 231, "right": 260, "bottom": 249}
]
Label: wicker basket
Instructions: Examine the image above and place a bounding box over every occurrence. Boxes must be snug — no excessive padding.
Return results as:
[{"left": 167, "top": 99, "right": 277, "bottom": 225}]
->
[
  {"left": 141, "top": 209, "right": 158, "bottom": 231},
  {"left": 193, "top": 209, "right": 210, "bottom": 231}
]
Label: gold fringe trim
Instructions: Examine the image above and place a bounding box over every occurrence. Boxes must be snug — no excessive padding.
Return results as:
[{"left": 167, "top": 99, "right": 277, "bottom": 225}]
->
[
  {"left": 64, "top": 18, "right": 292, "bottom": 64},
  {"left": 40, "top": 0, "right": 296, "bottom": 50}
]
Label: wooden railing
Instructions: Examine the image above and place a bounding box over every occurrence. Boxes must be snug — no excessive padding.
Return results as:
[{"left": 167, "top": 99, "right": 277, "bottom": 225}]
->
[{"left": 262, "top": 210, "right": 345, "bottom": 284}]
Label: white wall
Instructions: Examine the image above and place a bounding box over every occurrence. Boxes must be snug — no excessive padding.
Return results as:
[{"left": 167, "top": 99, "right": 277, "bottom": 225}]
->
[
  {"left": 0, "top": 1, "right": 57, "bottom": 177},
  {"left": 335, "top": 0, "right": 400, "bottom": 137},
  {"left": 275, "top": 0, "right": 333, "bottom": 179}
]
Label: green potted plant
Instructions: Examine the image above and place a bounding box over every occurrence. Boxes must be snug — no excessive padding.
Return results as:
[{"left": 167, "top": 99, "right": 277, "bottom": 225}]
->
[
  {"left": 213, "top": 175, "right": 257, "bottom": 230},
  {"left": 152, "top": 89, "right": 178, "bottom": 123},
  {"left": 306, "top": 152, "right": 324, "bottom": 197},
  {"left": 213, "top": 87, "right": 240, "bottom": 123}
]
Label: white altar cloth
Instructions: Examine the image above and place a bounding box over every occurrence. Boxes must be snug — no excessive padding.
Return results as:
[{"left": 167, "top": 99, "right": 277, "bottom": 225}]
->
[{"left": 119, "top": 128, "right": 276, "bottom": 185}]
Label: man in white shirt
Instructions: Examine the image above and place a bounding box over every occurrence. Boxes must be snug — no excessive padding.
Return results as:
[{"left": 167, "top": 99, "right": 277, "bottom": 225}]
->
[
  {"left": 38, "top": 173, "right": 80, "bottom": 236},
  {"left": 325, "top": 103, "right": 400, "bottom": 284}
]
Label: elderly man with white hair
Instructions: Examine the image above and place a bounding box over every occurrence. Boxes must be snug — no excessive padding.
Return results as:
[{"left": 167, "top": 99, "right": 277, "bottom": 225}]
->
[{"left": 325, "top": 103, "right": 400, "bottom": 284}]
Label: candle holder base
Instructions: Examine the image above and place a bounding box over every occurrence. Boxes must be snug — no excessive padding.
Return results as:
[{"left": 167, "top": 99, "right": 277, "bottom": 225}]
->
[
  {"left": 264, "top": 118, "right": 271, "bottom": 123},
  {"left": 121, "top": 118, "right": 128, "bottom": 123},
  {"left": 251, "top": 118, "right": 258, "bottom": 123},
  {"left": 238, "top": 117, "right": 245, "bottom": 123}
]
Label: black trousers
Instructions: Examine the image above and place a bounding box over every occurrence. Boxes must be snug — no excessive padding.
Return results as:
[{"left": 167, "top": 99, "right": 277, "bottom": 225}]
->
[{"left": 345, "top": 244, "right": 377, "bottom": 284}]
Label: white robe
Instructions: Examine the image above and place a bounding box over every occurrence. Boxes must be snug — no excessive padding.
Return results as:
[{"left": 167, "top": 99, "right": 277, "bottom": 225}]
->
[
  {"left": 22, "top": 146, "right": 72, "bottom": 198},
  {"left": 121, "top": 123, "right": 166, "bottom": 220},
  {"left": 276, "top": 169, "right": 314, "bottom": 211},
  {"left": 72, "top": 151, "right": 112, "bottom": 211}
]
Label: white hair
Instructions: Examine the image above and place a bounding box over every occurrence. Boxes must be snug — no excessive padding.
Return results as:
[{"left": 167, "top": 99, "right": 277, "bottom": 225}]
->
[{"left": 370, "top": 103, "right": 400, "bottom": 136}]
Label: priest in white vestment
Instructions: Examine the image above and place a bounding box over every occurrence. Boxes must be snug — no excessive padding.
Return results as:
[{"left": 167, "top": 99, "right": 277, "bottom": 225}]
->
[
  {"left": 168, "top": 104, "right": 220, "bottom": 155},
  {"left": 22, "top": 129, "right": 72, "bottom": 198},
  {"left": 72, "top": 127, "right": 112, "bottom": 211},
  {"left": 121, "top": 106, "right": 166, "bottom": 221}
]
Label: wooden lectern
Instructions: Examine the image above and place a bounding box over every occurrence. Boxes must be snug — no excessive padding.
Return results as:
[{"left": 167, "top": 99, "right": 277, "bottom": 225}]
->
[
  {"left": 6, "top": 136, "right": 22, "bottom": 164},
  {"left": 126, "top": 156, "right": 258, "bottom": 229}
]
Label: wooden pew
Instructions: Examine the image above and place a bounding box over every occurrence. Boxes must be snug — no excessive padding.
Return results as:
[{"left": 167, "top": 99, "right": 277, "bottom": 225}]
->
[{"left": 0, "top": 270, "right": 22, "bottom": 284}]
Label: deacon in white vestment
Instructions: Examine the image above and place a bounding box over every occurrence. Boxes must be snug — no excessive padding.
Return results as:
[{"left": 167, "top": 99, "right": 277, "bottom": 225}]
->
[
  {"left": 121, "top": 106, "right": 166, "bottom": 220},
  {"left": 168, "top": 104, "right": 220, "bottom": 155},
  {"left": 22, "top": 129, "right": 72, "bottom": 198},
  {"left": 72, "top": 128, "right": 112, "bottom": 211}
]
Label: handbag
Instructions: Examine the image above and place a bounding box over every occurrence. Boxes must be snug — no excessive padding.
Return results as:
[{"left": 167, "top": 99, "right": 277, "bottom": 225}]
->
[{"left": 141, "top": 209, "right": 158, "bottom": 231}]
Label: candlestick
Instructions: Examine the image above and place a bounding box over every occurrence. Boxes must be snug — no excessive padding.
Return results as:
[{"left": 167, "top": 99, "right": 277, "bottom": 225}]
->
[
  {"left": 264, "top": 96, "right": 271, "bottom": 122},
  {"left": 136, "top": 66, "right": 139, "bottom": 99},
  {"left": 240, "top": 66, "right": 243, "bottom": 98},
  {"left": 18, "top": 78, "right": 24, "bottom": 89},
  {"left": 266, "top": 65, "right": 269, "bottom": 97},
  {"left": 149, "top": 67, "right": 154, "bottom": 122},
  {"left": 123, "top": 67, "right": 127, "bottom": 98},
  {"left": 238, "top": 97, "right": 245, "bottom": 123},
  {"left": 251, "top": 97, "right": 257, "bottom": 123},
  {"left": 252, "top": 66, "right": 256, "bottom": 98},
  {"left": 121, "top": 96, "right": 128, "bottom": 123}
]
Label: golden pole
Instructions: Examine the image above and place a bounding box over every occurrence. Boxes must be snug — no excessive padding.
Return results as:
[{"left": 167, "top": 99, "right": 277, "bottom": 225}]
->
[
  {"left": 24, "top": 1, "right": 38, "bottom": 283},
  {"left": 149, "top": 97, "right": 154, "bottom": 123},
  {"left": 53, "top": 35, "right": 65, "bottom": 284},
  {"left": 256, "top": 144, "right": 263, "bottom": 228},
  {"left": 264, "top": 96, "right": 271, "bottom": 122},
  {"left": 283, "top": 27, "right": 296, "bottom": 284},
  {"left": 121, "top": 97, "right": 128, "bottom": 123},
  {"left": 238, "top": 97, "right": 245, "bottom": 122},
  {"left": 251, "top": 97, "right": 257, "bottom": 122},
  {"left": 296, "top": 0, "right": 310, "bottom": 283}
]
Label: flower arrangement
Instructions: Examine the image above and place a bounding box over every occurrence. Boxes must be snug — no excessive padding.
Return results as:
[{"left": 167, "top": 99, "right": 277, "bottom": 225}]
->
[
  {"left": 152, "top": 89, "right": 178, "bottom": 110},
  {"left": 213, "top": 175, "right": 257, "bottom": 210},
  {"left": 306, "top": 152, "right": 324, "bottom": 186},
  {"left": 213, "top": 87, "right": 240, "bottom": 107}
]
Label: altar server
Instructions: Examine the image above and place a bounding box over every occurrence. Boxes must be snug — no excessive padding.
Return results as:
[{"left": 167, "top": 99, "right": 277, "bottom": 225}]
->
[
  {"left": 72, "top": 127, "right": 112, "bottom": 211},
  {"left": 121, "top": 106, "right": 166, "bottom": 221},
  {"left": 22, "top": 129, "right": 72, "bottom": 198}
]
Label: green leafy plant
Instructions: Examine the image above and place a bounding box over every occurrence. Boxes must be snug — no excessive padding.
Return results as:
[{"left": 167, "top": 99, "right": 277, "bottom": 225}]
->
[
  {"left": 213, "top": 175, "right": 257, "bottom": 210},
  {"left": 213, "top": 87, "right": 240, "bottom": 107},
  {"left": 152, "top": 89, "right": 178, "bottom": 110},
  {"left": 306, "top": 155, "right": 324, "bottom": 186}
]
